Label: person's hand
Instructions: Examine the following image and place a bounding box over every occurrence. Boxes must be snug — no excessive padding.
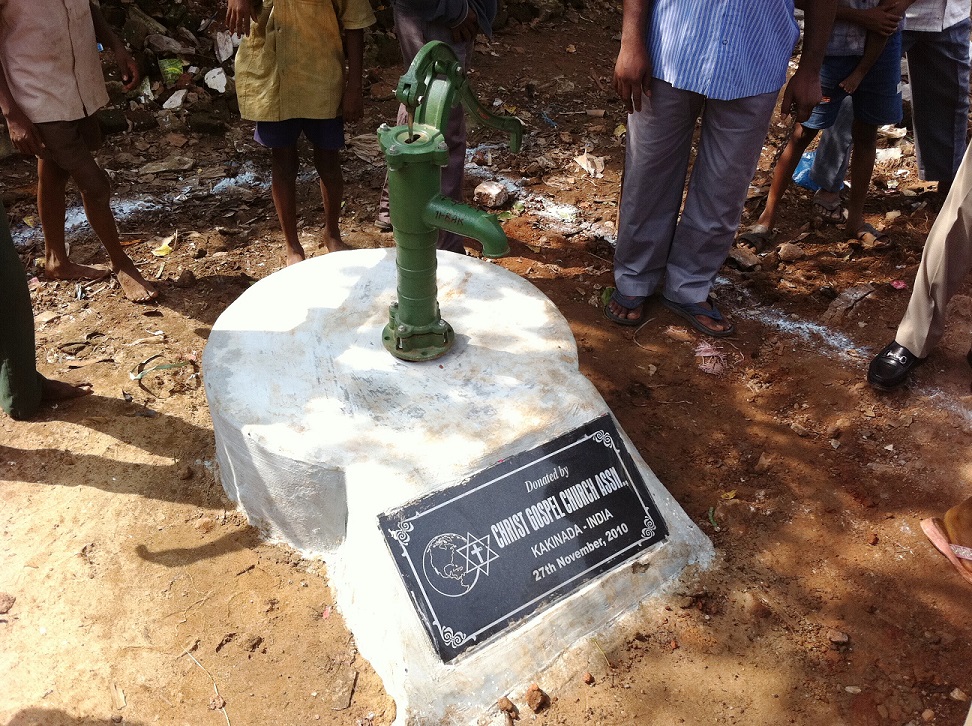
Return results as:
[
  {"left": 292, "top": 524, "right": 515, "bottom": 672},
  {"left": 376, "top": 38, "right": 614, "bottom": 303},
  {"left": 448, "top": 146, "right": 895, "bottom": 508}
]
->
[
  {"left": 114, "top": 45, "right": 140, "bottom": 91},
  {"left": 450, "top": 6, "right": 479, "bottom": 43},
  {"left": 613, "top": 42, "right": 651, "bottom": 114},
  {"left": 779, "top": 66, "right": 821, "bottom": 123},
  {"left": 226, "top": 0, "right": 257, "bottom": 36},
  {"left": 4, "top": 107, "right": 46, "bottom": 157},
  {"left": 342, "top": 84, "right": 364, "bottom": 124},
  {"left": 858, "top": 3, "right": 903, "bottom": 35}
]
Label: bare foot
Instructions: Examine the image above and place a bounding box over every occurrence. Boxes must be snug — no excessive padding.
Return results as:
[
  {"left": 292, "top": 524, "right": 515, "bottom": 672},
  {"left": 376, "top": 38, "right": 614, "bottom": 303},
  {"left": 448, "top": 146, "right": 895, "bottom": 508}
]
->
[
  {"left": 322, "top": 234, "right": 350, "bottom": 254},
  {"left": 285, "top": 248, "right": 306, "bottom": 266},
  {"left": 115, "top": 265, "right": 159, "bottom": 302},
  {"left": 44, "top": 258, "right": 110, "bottom": 281},
  {"left": 608, "top": 298, "right": 643, "bottom": 323},
  {"left": 40, "top": 376, "right": 92, "bottom": 402},
  {"left": 691, "top": 300, "right": 732, "bottom": 334}
]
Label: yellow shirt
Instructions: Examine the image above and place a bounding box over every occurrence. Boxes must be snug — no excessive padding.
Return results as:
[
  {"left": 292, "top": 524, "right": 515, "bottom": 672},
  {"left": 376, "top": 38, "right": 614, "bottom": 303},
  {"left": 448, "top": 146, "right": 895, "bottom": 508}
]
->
[{"left": 234, "top": 0, "right": 375, "bottom": 122}]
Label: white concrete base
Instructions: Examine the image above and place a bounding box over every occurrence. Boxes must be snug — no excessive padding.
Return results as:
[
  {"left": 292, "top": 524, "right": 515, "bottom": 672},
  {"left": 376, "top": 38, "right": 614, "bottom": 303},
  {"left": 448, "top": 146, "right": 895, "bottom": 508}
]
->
[{"left": 203, "top": 248, "right": 713, "bottom": 724}]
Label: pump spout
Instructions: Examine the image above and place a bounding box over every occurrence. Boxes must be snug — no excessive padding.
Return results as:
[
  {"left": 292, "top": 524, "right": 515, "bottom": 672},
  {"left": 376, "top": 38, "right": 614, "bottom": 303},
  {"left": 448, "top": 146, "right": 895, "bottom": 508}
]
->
[{"left": 422, "top": 194, "right": 510, "bottom": 258}]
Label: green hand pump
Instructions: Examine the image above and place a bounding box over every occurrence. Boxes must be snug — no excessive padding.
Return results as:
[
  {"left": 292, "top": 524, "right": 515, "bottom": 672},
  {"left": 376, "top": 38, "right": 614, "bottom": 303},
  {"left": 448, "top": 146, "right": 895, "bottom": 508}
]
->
[{"left": 378, "top": 41, "right": 523, "bottom": 361}]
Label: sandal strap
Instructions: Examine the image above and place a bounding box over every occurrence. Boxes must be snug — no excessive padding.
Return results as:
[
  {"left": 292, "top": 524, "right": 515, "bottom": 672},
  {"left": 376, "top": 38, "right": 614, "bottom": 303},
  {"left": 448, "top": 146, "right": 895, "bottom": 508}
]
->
[
  {"left": 678, "top": 298, "right": 724, "bottom": 322},
  {"left": 610, "top": 290, "right": 646, "bottom": 308}
]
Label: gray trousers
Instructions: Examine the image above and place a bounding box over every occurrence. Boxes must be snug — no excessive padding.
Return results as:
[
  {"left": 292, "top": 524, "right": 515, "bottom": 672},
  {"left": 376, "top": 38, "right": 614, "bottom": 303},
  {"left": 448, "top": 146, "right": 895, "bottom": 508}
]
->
[
  {"left": 378, "top": 8, "right": 473, "bottom": 254},
  {"left": 896, "top": 141, "right": 972, "bottom": 358},
  {"left": 614, "top": 80, "right": 778, "bottom": 303},
  {"left": 811, "top": 19, "right": 972, "bottom": 191}
]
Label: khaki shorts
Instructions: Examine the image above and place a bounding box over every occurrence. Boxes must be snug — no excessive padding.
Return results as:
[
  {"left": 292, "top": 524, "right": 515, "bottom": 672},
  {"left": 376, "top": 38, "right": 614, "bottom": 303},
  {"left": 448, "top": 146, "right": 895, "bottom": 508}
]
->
[{"left": 34, "top": 115, "right": 103, "bottom": 172}]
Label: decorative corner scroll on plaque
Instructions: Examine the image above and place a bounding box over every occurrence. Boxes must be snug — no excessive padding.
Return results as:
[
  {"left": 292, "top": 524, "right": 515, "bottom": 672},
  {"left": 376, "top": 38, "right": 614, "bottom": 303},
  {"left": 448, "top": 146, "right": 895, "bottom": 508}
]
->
[{"left": 378, "top": 414, "right": 669, "bottom": 662}]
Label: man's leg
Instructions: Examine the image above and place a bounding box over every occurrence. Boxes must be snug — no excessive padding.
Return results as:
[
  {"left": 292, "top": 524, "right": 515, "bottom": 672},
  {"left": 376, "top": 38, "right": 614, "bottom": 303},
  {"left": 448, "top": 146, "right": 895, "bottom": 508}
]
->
[
  {"left": 665, "top": 90, "right": 778, "bottom": 308},
  {"left": 381, "top": 7, "right": 473, "bottom": 253},
  {"left": 906, "top": 20, "right": 971, "bottom": 194},
  {"left": 610, "top": 80, "right": 702, "bottom": 321},
  {"left": 0, "top": 201, "right": 43, "bottom": 419},
  {"left": 895, "top": 142, "right": 972, "bottom": 358}
]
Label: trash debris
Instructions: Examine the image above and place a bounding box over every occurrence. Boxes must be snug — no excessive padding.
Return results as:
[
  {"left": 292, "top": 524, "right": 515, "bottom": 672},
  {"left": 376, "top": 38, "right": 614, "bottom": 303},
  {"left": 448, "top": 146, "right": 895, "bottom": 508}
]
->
[
  {"left": 875, "top": 147, "right": 902, "bottom": 162},
  {"left": 138, "top": 156, "right": 195, "bottom": 175},
  {"left": 890, "top": 280, "right": 907, "bottom": 290},
  {"left": 727, "top": 245, "right": 761, "bottom": 270},
  {"left": 821, "top": 284, "right": 874, "bottom": 324},
  {"left": 152, "top": 234, "right": 176, "bottom": 257},
  {"left": 474, "top": 180, "right": 509, "bottom": 208},
  {"left": 204, "top": 68, "right": 228, "bottom": 93},
  {"left": 162, "top": 89, "right": 188, "bottom": 109},
  {"left": 777, "top": 241, "right": 805, "bottom": 262},
  {"left": 695, "top": 341, "right": 734, "bottom": 375},
  {"left": 347, "top": 134, "right": 383, "bottom": 164},
  {"left": 157, "top": 57, "right": 183, "bottom": 85},
  {"left": 215, "top": 31, "right": 235, "bottom": 62},
  {"left": 573, "top": 150, "right": 605, "bottom": 178}
]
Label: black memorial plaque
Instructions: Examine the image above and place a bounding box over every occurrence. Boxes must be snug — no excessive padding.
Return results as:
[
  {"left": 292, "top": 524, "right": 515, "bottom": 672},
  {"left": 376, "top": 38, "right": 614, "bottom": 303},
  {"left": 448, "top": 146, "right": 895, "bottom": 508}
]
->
[{"left": 378, "top": 414, "right": 669, "bottom": 662}]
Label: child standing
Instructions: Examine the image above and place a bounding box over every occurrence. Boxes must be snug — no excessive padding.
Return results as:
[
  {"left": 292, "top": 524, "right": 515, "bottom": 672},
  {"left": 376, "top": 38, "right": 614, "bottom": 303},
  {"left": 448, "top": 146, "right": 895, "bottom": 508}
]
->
[
  {"left": 738, "top": 0, "right": 903, "bottom": 252},
  {"left": 228, "top": 0, "right": 375, "bottom": 266},
  {"left": 0, "top": 0, "right": 157, "bottom": 302}
]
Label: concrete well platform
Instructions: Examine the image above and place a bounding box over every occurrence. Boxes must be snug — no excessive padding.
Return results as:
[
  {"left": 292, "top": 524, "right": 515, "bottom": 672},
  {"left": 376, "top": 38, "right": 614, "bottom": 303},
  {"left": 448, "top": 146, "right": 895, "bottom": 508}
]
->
[{"left": 203, "top": 248, "right": 713, "bottom": 724}]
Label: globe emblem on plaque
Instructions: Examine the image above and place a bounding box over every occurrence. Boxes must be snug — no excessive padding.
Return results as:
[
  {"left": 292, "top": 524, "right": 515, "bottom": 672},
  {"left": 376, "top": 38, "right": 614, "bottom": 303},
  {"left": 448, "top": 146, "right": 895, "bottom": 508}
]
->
[{"left": 422, "top": 532, "right": 499, "bottom": 598}]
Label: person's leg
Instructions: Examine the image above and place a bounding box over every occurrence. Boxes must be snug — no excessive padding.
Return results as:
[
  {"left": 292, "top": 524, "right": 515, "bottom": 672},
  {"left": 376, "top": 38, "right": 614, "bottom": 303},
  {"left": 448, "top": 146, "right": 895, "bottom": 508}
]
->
[
  {"left": 843, "top": 120, "right": 879, "bottom": 234},
  {"left": 382, "top": 6, "right": 472, "bottom": 253},
  {"left": 753, "top": 122, "right": 819, "bottom": 231},
  {"left": 609, "top": 80, "right": 702, "bottom": 322},
  {"left": 35, "top": 118, "right": 156, "bottom": 300},
  {"left": 270, "top": 145, "right": 304, "bottom": 265},
  {"left": 845, "top": 32, "right": 903, "bottom": 236},
  {"left": 37, "top": 157, "right": 108, "bottom": 281},
  {"left": 905, "top": 20, "right": 971, "bottom": 195},
  {"left": 663, "top": 89, "right": 778, "bottom": 330},
  {"left": 895, "top": 142, "right": 972, "bottom": 358},
  {"left": 0, "top": 201, "right": 43, "bottom": 419},
  {"left": 312, "top": 147, "right": 349, "bottom": 253},
  {"left": 69, "top": 153, "right": 158, "bottom": 301},
  {"left": 809, "top": 97, "right": 854, "bottom": 198}
]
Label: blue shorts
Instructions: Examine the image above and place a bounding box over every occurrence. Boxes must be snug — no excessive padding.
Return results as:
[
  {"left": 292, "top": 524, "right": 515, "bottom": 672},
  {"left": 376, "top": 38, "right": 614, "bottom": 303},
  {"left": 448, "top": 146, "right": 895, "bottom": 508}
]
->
[
  {"left": 253, "top": 118, "right": 345, "bottom": 150},
  {"left": 803, "top": 31, "right": 903, "bottom": 130}
]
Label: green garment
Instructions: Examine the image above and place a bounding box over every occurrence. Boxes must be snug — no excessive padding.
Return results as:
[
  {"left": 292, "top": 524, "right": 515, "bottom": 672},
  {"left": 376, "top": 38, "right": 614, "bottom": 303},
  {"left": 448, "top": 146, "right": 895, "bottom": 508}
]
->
[{"left": 0, "top": 201, "right": 42, "bottom": 419}]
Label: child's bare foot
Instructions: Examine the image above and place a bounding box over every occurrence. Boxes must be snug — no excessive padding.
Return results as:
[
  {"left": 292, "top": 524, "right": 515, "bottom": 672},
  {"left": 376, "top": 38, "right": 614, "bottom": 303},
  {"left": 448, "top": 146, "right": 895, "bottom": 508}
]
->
[
  {"left": 285, "top": 244, "right": 306, "bottom": 266},
  {"left": 115, "top": 264, "right": 159, "bottom": 302},
  {"left": 40, "top": 376, "right": 93, "bottom": 402},
  {"left": 44, "top": 257, "right": 110, "bottom": 281},
  {"left": 322, "top": 234, "right": 349, "bottom": 254}
]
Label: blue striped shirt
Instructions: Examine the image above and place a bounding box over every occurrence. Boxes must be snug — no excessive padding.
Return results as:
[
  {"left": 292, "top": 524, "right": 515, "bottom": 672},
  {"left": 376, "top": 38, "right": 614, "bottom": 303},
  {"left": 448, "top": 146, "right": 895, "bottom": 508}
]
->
[{"left": 648, "top": 0, "right": 801, "bottom": 101}]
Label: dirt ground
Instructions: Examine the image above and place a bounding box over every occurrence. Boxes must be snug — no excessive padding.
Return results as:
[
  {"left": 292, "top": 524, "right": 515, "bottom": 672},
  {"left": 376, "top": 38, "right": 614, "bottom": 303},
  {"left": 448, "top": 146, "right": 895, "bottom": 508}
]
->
[{"left": 3, "top": 9, "right": 972, "bottom": 726}]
